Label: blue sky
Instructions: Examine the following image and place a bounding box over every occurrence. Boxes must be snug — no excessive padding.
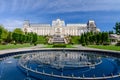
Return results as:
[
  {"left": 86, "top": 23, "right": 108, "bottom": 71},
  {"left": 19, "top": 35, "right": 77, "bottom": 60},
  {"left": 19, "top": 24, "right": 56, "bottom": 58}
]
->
[{"left": 0, "top": 0, "right": 120, "bottom": 31}]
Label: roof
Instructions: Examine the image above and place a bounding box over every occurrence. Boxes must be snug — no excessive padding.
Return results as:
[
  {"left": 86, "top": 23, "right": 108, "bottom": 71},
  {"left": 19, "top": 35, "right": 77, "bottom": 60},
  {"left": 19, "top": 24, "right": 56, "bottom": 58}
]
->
[
  {"left": 30, "top": 23, "right": 51, "bottom": 27},
  {"left": 66, "top": 24, "right": 87, "bottom": 27}
]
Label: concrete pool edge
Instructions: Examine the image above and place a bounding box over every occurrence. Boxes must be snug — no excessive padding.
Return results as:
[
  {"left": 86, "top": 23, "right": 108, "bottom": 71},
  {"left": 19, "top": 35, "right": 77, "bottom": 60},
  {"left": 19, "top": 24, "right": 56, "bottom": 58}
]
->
[{"left": 0, "top": 48, "right": 120, "bottom": 58}]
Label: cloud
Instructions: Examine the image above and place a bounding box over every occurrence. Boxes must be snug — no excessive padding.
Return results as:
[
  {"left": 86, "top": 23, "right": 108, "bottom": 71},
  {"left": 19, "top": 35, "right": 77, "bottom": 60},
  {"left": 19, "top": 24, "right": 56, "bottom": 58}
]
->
[
  {"left": 1, "top": 0, "right": 120, "bottom": 14},
  {"left": 0, "top": 0, "right": 120, "bottom": 32},
  {"left": 43, "top": 0, "right": 120, "bottom": 13},
  {"left": 0, "top": 19, "right": 23, "bottom": 31}
]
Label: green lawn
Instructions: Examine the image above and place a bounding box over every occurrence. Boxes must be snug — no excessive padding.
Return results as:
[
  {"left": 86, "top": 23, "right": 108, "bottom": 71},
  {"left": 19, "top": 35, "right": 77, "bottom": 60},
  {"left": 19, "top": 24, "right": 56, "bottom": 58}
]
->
[
  {"left": 45, "top": 44, "right": 53, "bottom": 48},
  {"left": 70, "top": 36, "right": 80, "bottom": 44},
  {"left": 87, "top": 45, "right": 120, "bottom": 51},
  {"left": 0, "top": 43, "right": 33, "bottom": 50},
  {"left": 66, "top": 44, "right": 73, "bottom": 48},
  {"left": 37, "top": 36, "right": 47, "bottom": 44}
]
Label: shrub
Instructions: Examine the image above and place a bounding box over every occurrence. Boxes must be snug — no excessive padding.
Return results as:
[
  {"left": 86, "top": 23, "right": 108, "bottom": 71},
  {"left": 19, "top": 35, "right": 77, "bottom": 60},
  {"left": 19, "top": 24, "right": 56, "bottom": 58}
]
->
[
  {"left": 96, "top": 43, "right": 100, "bottom": 45},
  {"left": 103, "top": 42, "right": 110, "bottom": 46},
  {"left": 116, "top": 41, "right": 120, "bottom": 46},
  {"left": 11, "top": 41, "right": 16, "bottom": 45},
  {"left": 53, "top": 44, "right": 66, "bottom": 48},
  {"left": 1, "top": 42, "right": 7, "bottom": 45},
  {"left": 82, "top": 43, "right": 86, "bottom": 46},
  {"left": 0, "top": 39, "right": 2, "bottom": 44},
  {"left": 71, "top": 42, "right": 74, "bottom": 45},
  {"left": 34, "top": 42, "right": 37, "bottom": 46}
]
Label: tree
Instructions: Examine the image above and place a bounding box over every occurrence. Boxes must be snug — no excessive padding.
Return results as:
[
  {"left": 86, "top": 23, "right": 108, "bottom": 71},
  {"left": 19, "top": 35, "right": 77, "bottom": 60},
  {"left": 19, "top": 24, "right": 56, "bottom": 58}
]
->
[
  {"left": 84, "top": 32, "right": 90, "bottom": 45},
  {"left": 114, "top": 22, "right": 120, "bottom": 34},
  {"left": 0, "top": 26, "right": 3, "bottom": 39},
  {"left": 32, "top": 33, "right": 38, "bottom": 45},
  {"left": 101, "top": 32, "right": 110, "bottom": 45},
  {"left": 6, "top": 32, "right": 12, "bottom": 43},
  {"left": 80, "top": 34, "right": 86, "bottom": 46},
  {"left": 109, "top": 30, "right": 114, "bottom": 34},
  {"left": 13, "top": 28, "right": 24, "bottom": 34},
  {"left": 12, "top": 28, "right": 24, "bottom": 43},
  {"left": 96, "top": 33, "right": 101, "bottom": 45},
  {"left": 80, "top": 32, "right": 110, "bottom": 46},
  {"left": 12, "top": 33, "right": 19, "bottom": 43},
  {"left": 0, "top": 26, "right": 8, "bottom": 43},
  {"left": 80, "top": 34, "right": 85, "bottom": 43}
]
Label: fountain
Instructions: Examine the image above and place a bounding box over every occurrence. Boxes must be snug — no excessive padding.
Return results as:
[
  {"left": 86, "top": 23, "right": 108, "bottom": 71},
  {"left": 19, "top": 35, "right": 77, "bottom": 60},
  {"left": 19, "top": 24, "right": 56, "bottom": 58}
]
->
[{"left": 0, "top": 49, "right": 120, "bottom": 80}]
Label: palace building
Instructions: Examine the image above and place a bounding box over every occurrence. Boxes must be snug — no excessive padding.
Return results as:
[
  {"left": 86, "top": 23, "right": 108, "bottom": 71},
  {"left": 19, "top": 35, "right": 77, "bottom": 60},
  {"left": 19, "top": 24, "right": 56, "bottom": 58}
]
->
[{"left": 23, "top": 19, "right": 100, "bottom": 36}]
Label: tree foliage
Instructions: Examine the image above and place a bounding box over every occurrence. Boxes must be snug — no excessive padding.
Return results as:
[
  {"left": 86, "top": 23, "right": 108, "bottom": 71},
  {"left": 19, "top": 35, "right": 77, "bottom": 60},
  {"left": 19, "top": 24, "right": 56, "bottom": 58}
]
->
[
  {"left": 0, "top": 26, "right": 40, "bottom": 45},
  {"left": 80, "top": 32, "right": 110, "bottom": 46},
  {"left": 11, "top": 28, "right": 39, "bottom": 44},
  {"left": 0, "top": 25, "right": 9, "bottom": 44},
  {"left": 114, "top": 22, "right": 120, "bottom": 34}
]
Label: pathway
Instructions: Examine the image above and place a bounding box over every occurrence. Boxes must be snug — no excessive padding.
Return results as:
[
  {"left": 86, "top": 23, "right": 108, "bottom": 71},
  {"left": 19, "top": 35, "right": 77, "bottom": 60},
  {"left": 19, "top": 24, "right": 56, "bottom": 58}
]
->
[
  {"left": 0, "top": 44, "right": 120, "bottom": 55},
  {"left": 0, "top": 44, "right": 44, "bottom": 55}
]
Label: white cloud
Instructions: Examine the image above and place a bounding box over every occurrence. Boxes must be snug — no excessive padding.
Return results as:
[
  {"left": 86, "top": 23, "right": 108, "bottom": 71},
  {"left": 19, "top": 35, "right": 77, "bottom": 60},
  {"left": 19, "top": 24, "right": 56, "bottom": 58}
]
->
[
  {"left": 43, "top": 0, "right": 120, "bottom": 13},
  {"left": 1, "top": 0, "right": 120, "bottom": 14},
  {"left": 1, "top": 19, "right": 23, "bottom": 31}
]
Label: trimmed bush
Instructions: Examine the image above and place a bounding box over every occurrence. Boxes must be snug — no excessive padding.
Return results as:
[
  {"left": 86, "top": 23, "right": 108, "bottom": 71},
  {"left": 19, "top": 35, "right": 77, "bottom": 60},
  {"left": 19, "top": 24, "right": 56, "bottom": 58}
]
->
[
  {"left": 82, "top": 43, "right": 86, "bottom": 46},
  {"left": 53, "top": 44, "right": 66, "bottom": 48},
  {"left": 34, "top": 42, "right": 37, "bottom": 46},
  {"left": 116, "top": 41, "right": 120, "bottom": 46},
  {"left": 103, "top": 42, "right": 110, "bottom": 46}
]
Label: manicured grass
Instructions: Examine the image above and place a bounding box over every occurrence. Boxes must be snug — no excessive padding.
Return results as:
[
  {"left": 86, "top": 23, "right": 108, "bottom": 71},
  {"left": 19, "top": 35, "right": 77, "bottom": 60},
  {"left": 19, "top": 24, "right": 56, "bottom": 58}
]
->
[
  {"left": 37, "top": 36, "right": 47, "bottom": 44},
  {"left": 87, "top": 45, "right": 120, "bottom": 51},
  {"left": 45, "top": 44, "right": 53, "bottom": 48},
  {"left": 70, "top": 36, "right": 80, "bottom": 44},
  {"left": 44, "top": 44, "right": 74, "bottom": 48},
  {"left": 66, "top": 44, "right": 74, "bottom": 48},
  {"left": 0, "top": 43, "right": 33, "bottom": 50}
]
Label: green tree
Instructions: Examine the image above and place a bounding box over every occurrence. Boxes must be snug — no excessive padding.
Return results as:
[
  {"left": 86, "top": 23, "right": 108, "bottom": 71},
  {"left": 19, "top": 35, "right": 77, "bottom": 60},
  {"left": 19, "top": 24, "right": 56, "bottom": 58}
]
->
[
  {"left": 80, "top": 34, "right": 85, "bottom": 46},
  {"left": 32, "top": 33, "right": 38, "bottom": 45},
  {"left": 1, "top": 29, "right": 8, "bottom": 40},
  {"left": 13, "top": 28, "right": 24, "bottom": 34},
  {"left": 0, "top": 26, "right": 8, "bottom": 43},
  {"left": 84, "top": 33, "right": 89, "bottom": 45},
  {"left": 0, "top": 26, "right": 3, "bottom": 39},
  {"left": 6, "top": 32, "right": 12, "bottom": 43},
  {"left": 12, "top": 33, "right": 19, "bottom": 43},
  {"left": 109, "top": 30, "right": 114, "bottom": 34},
  {"left": 96, "top": 33, "right": 101, "bottom": 45},
  {"left": 12, "top": 28, "right": 24, "bottom": 43},
  {"left": 114, "top": 22, "right": 120, "bottom": 34},
  {"left": 101, "top": 32, "right": 110, "bottom": 45}
]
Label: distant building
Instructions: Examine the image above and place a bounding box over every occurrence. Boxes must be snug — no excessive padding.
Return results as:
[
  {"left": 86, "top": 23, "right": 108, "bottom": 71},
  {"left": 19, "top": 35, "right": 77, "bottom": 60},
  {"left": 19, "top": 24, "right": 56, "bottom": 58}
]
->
[
  {"left": 109, "top": 34, "right": 120, "bottom": 44},
  {"left": 23, "top": 19, "right": 100, "bottom": 36}
]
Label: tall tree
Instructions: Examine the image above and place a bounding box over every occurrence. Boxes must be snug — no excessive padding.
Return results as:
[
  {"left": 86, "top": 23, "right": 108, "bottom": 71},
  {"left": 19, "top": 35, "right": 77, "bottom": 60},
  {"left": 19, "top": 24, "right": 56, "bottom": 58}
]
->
[
  {"left": 114, "top": 22, "right": 120, "bottom": 34},
  {"left": 1, "top": 29, "right": 8, "bottom": 41},
  {"left": 6, "top": 32, "right": 12, "bottom": 43},
  {"left": 109, "top": 30, "right": 114, "bottom": 34},
  {"left": 13, "top": 28, "right": 24, "bottom": 34},
  {"left": 0, "top": 26, "right": 3, "bottom": 39},
  {"left": 80, "top": 34, "right": 85, "bottom": 44},
  {"left": 12, "top": 28, "right": 24, "bottom": 43},
  {"left": 32, "top": 33, "right": 38, "bottom": 43}
]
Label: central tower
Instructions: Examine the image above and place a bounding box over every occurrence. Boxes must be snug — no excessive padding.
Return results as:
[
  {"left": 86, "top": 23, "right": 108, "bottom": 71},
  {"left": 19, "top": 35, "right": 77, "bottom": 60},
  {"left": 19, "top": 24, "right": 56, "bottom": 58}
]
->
[
  {"left": 52, "top": 19, "right": 65, "bottom": 37},
  {"left": 50, "top": 19, "right": 66, "bottom": 44}
]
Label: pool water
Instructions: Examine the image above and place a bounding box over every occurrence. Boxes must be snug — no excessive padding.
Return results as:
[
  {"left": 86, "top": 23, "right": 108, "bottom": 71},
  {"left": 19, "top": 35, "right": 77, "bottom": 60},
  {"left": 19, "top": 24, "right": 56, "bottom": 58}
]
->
[{"left": 0, "top": 51, "right": 120, "bottom": 80}]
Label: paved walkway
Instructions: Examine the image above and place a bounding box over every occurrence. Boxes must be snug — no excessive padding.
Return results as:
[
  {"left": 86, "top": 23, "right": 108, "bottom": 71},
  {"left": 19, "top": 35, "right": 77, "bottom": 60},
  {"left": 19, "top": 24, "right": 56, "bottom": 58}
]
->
[
  {"left": 74, "top": 45, "right": 120, "bottom": 53},
  {"left": 0, "top": 44, "right": 120, "bottom": 55},
  {"left": 0, "top": 44, "right": 44, "bottom": 55}
]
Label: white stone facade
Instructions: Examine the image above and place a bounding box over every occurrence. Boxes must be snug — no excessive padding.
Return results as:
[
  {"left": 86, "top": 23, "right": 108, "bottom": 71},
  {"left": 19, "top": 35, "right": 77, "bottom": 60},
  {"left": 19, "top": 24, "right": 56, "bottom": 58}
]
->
[{"left": 23, "top": 19, "right": 100, "bottom": 36}]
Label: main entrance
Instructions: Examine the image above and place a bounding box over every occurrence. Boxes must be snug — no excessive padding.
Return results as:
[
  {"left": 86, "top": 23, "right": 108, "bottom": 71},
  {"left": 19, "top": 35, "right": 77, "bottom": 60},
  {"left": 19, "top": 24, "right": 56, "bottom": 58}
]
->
[{"left": 55, "top": 27, "right": 63, "bottom": 37}]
